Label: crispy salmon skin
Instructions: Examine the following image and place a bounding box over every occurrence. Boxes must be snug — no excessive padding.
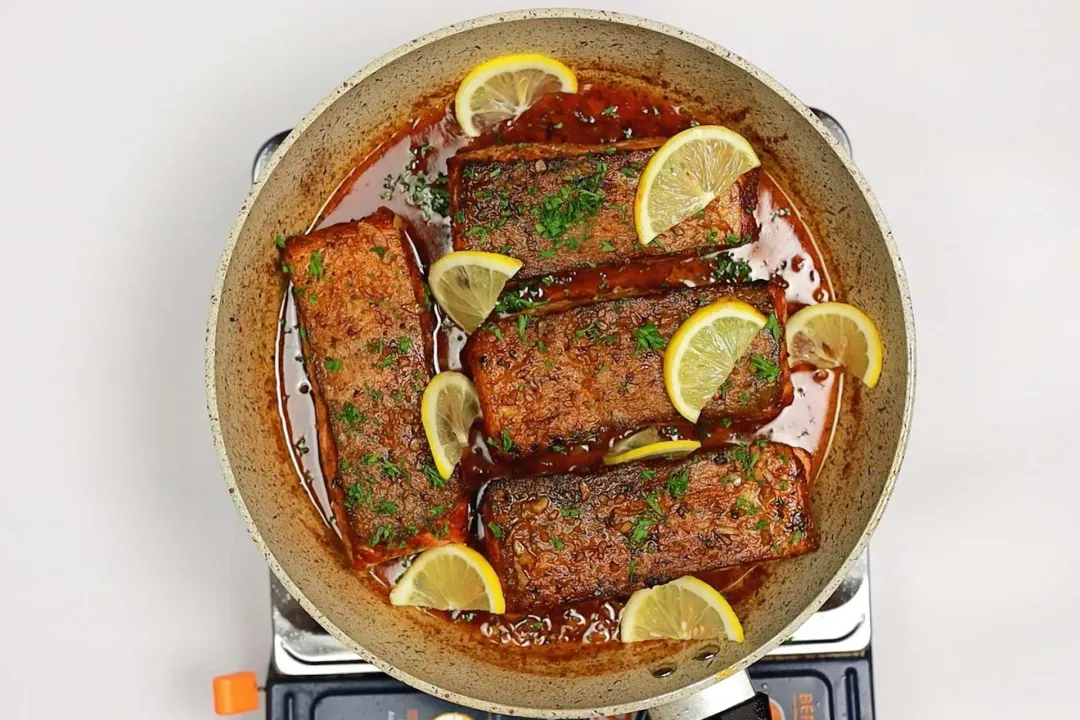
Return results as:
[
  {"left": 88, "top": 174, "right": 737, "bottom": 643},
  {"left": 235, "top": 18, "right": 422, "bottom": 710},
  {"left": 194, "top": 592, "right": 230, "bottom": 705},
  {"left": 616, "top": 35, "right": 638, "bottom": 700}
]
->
[
  {"left": 448, "top": 139, "right": 759, "bottom": 279},
  {"left": 481, "top": 443, "right": 816, "bottom": 612},
  {"left": 464, "top": 282, "right": 792, "bottom": 454},
  {"left": 283, "top": 209, "right": 468, "bottom": 567}
]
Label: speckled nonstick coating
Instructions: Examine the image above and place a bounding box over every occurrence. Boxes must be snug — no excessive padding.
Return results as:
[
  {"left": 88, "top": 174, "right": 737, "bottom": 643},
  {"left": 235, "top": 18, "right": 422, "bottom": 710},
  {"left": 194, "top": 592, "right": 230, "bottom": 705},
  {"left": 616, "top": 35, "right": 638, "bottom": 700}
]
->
[{"left": 205, "top": 9, "right": 915, "bottom": 717}]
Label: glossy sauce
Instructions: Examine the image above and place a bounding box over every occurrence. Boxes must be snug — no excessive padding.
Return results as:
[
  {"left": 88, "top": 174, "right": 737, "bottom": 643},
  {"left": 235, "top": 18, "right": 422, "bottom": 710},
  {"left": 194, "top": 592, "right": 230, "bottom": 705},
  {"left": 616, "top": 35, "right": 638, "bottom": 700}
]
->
[{"left": 276, "top": 79, "right": 838, "bottom": 647}]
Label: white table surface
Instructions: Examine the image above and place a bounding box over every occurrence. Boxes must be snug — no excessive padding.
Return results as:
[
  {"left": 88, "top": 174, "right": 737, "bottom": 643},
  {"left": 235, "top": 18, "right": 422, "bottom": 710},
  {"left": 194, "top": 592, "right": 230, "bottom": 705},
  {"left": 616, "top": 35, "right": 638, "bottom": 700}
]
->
[{"left": 2, "top": 1, "right": 1078, "bottom": 718}]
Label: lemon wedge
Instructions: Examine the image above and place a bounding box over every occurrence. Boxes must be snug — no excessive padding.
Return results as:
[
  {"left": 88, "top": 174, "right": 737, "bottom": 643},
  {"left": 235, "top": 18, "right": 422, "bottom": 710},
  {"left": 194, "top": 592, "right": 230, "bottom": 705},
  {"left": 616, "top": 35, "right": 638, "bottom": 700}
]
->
[
  {"left": 786, "top": 302, "right": 884, "bottom": 388},
  {"left": 635, "top": 125, "right": 760, "bottom": 245},
  {"left": 428, "top": 251, "right": 523, "bottom": 333},
  {"left": 664, "top": 298, "right": 766, "bottom": 422},
  {"left": 389, "top": 544, "right": 506, "bottom": 614},
  {"left": 454, "top": 53, "right": 578, "bottom": 137},
  {"left": 603, "top": 439, "right": 701, "bottom": 466},
  {"left": 620, "top": 575, "right": 744, "bottom": 643},
  {"left": 421, "top": 371, "right": 482, "bottom": 479}
]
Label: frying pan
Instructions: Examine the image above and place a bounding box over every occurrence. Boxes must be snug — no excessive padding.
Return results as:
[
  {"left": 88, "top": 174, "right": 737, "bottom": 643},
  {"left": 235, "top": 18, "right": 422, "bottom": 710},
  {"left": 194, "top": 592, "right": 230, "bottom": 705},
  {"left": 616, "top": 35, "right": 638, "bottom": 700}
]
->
[{"left": 206, "top": 9, "right": 914, "bottom": 719}]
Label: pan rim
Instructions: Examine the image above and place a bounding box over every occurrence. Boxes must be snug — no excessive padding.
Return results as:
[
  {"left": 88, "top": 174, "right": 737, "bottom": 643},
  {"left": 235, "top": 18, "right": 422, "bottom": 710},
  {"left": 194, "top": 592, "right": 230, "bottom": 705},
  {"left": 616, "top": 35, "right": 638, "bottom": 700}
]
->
[{"left": 205, "top": 7, "right": 916, "bottom": 717}]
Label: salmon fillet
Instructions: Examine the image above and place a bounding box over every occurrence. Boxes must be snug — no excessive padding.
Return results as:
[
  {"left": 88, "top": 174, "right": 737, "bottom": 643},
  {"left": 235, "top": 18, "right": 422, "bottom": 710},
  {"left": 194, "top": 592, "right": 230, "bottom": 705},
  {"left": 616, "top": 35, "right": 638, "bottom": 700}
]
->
[
  {"left": 463, "top": 282, "right": 792, "bottom": 455},
  {"left": 480, "top": 443, "right": 817, "bottom": 612},
  {"left": 283, "top": 209, "right": 468, "bottom": 567},
  {"left": 448, "top": 139, "right": 759, "bottom": 280}
]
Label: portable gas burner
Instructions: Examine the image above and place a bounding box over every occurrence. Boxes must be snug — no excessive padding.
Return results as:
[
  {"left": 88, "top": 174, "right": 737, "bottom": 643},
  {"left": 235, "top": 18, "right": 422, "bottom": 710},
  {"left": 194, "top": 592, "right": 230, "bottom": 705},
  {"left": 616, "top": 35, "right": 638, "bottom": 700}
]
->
[{"left": 242, "top": 110, "right": 874, "bottom": 720}]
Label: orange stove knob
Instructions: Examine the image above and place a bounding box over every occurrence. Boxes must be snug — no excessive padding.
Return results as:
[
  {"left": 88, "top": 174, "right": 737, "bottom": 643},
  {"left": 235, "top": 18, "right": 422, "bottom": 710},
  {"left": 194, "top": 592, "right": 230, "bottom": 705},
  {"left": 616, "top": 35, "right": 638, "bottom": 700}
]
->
[{"left": 212, "top": 671, "right": 260, "bottom": 715}]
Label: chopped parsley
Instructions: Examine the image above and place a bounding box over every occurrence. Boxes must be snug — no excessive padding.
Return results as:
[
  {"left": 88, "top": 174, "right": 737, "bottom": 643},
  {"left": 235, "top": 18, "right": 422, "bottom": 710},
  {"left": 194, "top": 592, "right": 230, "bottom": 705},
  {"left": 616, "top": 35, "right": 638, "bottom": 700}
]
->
[
  {"left": 516, "top": 314, "right": 529, "bottom": 341},
  {"left": 629, "top": 559, "right": 638, "bottom": 578},
  {"left": 560, "top": 507, "right": 580, "bottom": 517},
  {"left": 280, "top": 262, "right": 294, "bottom": 275},
  {"left": 323, "top": 357, "right": 343, "bottom": 373},
  {"left": 337, "top": 402, "right": 366, "bottom": 429},
  {"left": 633, "top": 322, "right": 667, "bottom": 354},
  {"left": 753, "top": 519, "right": 769, "bottom": 531},
  {"left": 484, "top": 323, "right": 504, "bottom": 341},
  {"left": 735, "top": 497, "right": 759, "bottom": 515},
  {"left": 486, "top": 430, "right": 514, "bottom": 453},
  {"left": 600, "top": 241, "right": 616, "bottom": 252},
  {"left": 368, "top": 524, "right": 395, "bottom": 546},
  {"left": 384, "top": 169, "right": 450, "bottom": 219},
  {"left": 551, "top": 535, "right": 565, "bottom": 551},
  {"left": 789, "top": 530, "right": 805, "bottom": 545},
  {"left": 366, "top": 388, "right": 383, "bottom": 402},
  {"left": 729, "top": 443, "right": 760, "bottom": 478},
  {"left": 601, "top": 105, "right": 618, "bottom": 116},
  {"left": 423, "top": 464, "right": 447, "bottom": 489},
  {"left": 398, "top": 336, "right": 413, "bottom": 355},
  {"left": 487, "top": 521, "right": 504, "bottom": 538},
  {"left": 764, "top": 313, "right": 781, "bottom": 342},
  {"left": 374, "top": 501, "right": 398, "bottom": 516},
  {"left": 380, "top": 457, "right": 404, "bottom": 478},
  {"left": 372, "top": 245, "right": 387, "bottom": 259},
  {"left": 712, "top": 253, "right": 752, "bottom": 283},
  {"left": 532, "top": 172, "right": 604, "bottom": 247},
  {"left": 719, "top": 418, "right": 733, "bottom": 428},
  {"left": 574, "top": 321, "right": 603, "bottom": 341},
  {"left": 751, "top": 353, "right": 780, "bottom": 383},
  {"left": 639, "top": 469, "right": 657, "bottom": 481},
  {"left": 273, "top": 234, "right": 286, "bottom": 249},
  {"left": 360, "top": 452, "right": 379, "bottom": 466},
  {"left": 779, "top": 480, "right": 790, "bottom": 491},
  {"left": 771, "top": 207, "right": 792, "bottom": 219},
  {"left": 666, "top": 468, "right": 689, "bottom": 500},
  {"left": 705, "top": 229, "right": 719, "bottom": 244},
  {"left": 642, "top": 491, "right": 664, "bottom": 516},
  {"left": 629, "top": 515, "right": 658, "bottom": 544},
  {"left": 494, "top": 293, "right": 548, "bottom": 314},
  {"left": 344, "top": 482, "right": 372, "bottom": 509},
  {"left": 306, "top": 251, "right": 324, "bottom": 279}
]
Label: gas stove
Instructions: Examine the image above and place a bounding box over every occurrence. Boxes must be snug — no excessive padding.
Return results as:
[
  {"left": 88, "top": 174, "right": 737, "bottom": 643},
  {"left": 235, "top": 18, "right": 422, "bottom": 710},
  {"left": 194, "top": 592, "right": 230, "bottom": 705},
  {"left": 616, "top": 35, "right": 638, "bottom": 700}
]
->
[{"left": 250, "top": 109, "right": 874, "bottom": 720}]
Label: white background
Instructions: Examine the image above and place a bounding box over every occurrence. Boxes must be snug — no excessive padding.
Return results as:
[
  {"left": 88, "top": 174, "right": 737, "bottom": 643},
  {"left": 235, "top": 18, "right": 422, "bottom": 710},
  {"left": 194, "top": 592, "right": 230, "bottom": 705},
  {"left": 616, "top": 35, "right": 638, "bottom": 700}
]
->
[{"left": 1, "top": 1, "right": 1078, "bottom": 718}]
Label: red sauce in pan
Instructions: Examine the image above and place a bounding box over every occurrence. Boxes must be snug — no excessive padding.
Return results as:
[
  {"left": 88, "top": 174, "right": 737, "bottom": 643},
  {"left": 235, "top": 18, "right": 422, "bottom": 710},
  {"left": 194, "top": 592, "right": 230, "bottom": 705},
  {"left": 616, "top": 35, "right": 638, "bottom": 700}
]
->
[{"left": 276, "top": 79, "right": 839, "bottom": 647}]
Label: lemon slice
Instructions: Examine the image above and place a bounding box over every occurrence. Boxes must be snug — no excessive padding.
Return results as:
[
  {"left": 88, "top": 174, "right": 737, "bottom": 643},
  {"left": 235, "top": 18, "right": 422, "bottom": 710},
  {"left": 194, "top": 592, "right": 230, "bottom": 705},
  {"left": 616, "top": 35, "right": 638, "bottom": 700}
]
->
[
  {"left": 454, "top": 53, "right": 578, "bottom": 137},
  {"left": 421, "top": 371, "right": 482, "bottom": 479},
  {"left": 389, "top": 544, "right": 506, "bottom": 614},
  {"left": 635, "top": 125, "right": 761, "bottom": 245},
  {"left": 607, "top": 427, "right": 664, "bottom": 457},
  {"left": 786, "top": 302, "right": 884, "bottom": 388},
  {"left": 603, "top": 439, "right": 701, "bottom": 466},
  {"left": 428, "top": 251, "right": 523, "bottom": 333},
  {"left": 664, "top": 298, "right": 766, "bottom": 423},
  {"left": 620, "top": 575, "right": 744, "bottom": 643}
]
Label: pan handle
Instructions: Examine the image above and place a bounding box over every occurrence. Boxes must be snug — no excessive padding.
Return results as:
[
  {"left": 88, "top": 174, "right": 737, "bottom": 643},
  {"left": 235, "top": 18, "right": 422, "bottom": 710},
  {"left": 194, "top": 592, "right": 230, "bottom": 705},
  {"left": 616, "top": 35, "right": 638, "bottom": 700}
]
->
[{"left": 648, "top": 670, "right": 771, "bottom": 720}]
